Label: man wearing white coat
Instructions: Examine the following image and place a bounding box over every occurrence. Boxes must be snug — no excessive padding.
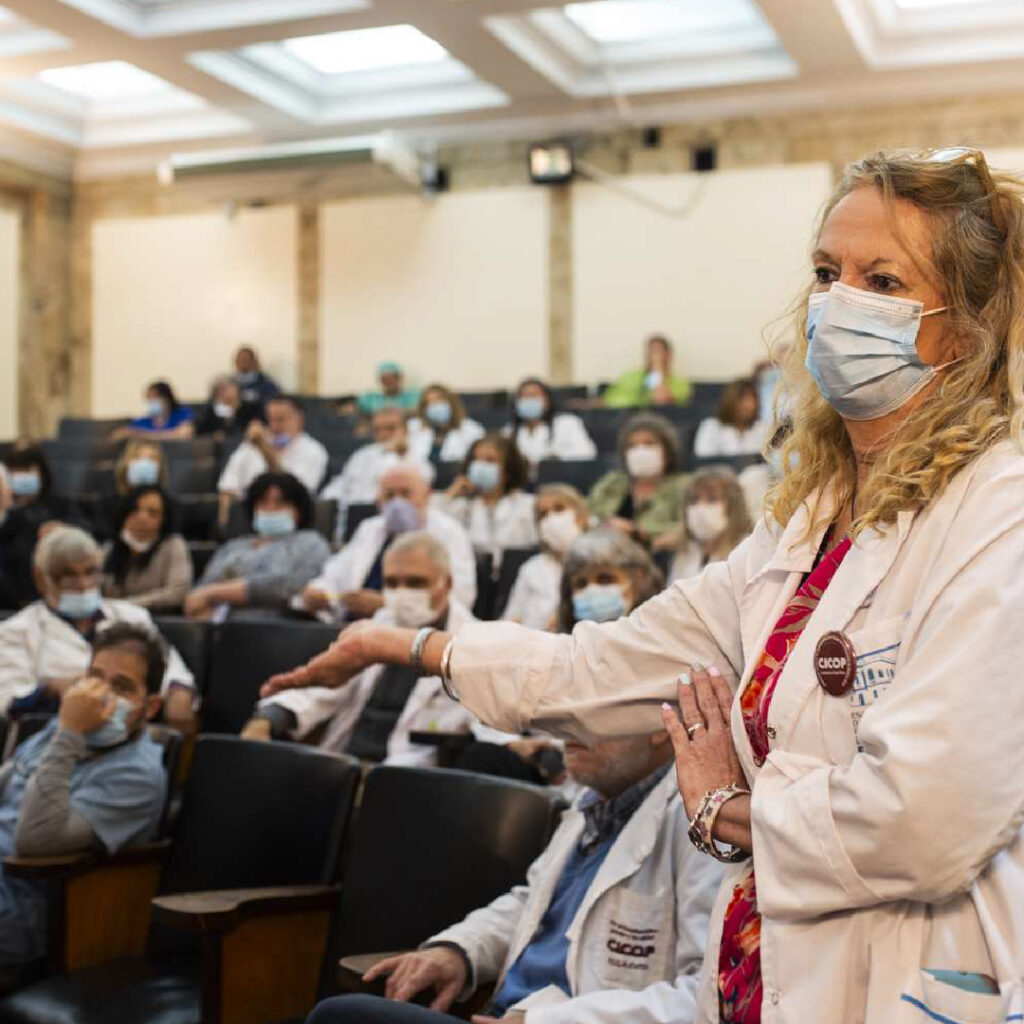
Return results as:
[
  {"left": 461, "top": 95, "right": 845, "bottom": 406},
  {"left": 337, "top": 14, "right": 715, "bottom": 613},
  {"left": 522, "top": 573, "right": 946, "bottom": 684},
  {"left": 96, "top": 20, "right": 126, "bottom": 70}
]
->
[
  {"left": 305, "top": 728, "right": 721, "bottom": 1024},
  {"left": 244, "top": 533, "right": 475, "bottom": 765},
  {"left": 302, "top": 464, "right": 475, "bottom": 621}
]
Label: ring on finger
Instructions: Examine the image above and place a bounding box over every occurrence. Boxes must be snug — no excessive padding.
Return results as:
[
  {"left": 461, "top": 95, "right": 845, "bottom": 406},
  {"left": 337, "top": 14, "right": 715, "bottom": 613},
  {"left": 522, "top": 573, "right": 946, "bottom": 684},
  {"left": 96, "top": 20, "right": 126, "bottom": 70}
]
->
[{"left": 686, "top": 722, "right": 705, "bottom": 738}]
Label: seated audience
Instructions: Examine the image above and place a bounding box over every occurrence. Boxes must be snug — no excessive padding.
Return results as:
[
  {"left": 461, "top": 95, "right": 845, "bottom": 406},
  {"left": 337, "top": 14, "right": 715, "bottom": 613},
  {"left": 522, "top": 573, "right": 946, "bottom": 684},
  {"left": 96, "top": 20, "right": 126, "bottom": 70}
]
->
[
  {"left": 0, "top": 444, "right": 82, "bottom": 610},
  {"left": 321, "top": 407, "right": 433, "bottom": 514},
  {"left": 234, "top": 345, "right": 281, "bottom": 406},
  {"left": 113, "top": 380, "right": 194, "bottom": 440},
  {"left": 195, "top": 374, "right": 261, "bottom": 438},
  {"left": 243, "top": 533, "right": 476, "bottom": 762},
  {"left": 356, "top": 361, "right": 420, "bottom": 417},
  {"left": 0, "top": 527, "right": 196, "bottom": 733},
  {"left": 217, "top": 395, "right": 328, "bottom": 528},
  {"left": 185, "top": 472, "right": 329, "bottom": 620},
  {"left": 407, "top": 384, "right": 485, "bottom": 463},
  {"left": 436, "top": 435, "right": 537, "bottom": 560},
  {"left": 0, "top": 623, "right": 169, "bottom": 970},
  {"left": 558, "top": 527, "right": 665, "bottom": 629},
  {"left": 588, "top": 414, "right": 688, "bottom": 548},
  {"left": 101, "top": 486, "right": 193, "bottom": 611},
  {"left": 506, "top": 378, "right": 597, "bottom": 466},
  {"left": 303, "top": 463, "right": 475, "bottom": 620},
  {"left": 309, "top": 728, "right": 720, "bottom": 1024},
  {"left": 91, "top": 438, "right": 169, "bottom": 541},
  {"left": 603, "top": 333, "right": 692, "bottom": 408},
  {"left": 692, "top": 378, "right": 767, "bottom": 458},
  {"left": 670, "top": 468, "right": 753, "bottom": 582},
  {"left": 502, "top": 484, "right": 590, "bottom": 631}
]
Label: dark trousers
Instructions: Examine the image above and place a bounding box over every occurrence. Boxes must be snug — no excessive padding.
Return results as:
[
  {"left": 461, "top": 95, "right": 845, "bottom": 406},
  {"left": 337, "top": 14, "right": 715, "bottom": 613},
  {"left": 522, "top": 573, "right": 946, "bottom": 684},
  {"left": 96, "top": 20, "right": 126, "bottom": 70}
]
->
[{"left": 307, "top": 994, "right": 462, "bottom": 1024}]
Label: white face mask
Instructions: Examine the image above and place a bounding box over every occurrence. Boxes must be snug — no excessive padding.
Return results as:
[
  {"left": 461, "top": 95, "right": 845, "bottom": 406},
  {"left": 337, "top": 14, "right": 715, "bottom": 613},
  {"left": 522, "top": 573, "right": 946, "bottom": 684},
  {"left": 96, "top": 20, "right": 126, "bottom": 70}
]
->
[
  {"left": 120, "top": 528, "right": 154, "bottom": 554},
  {"left": 383, "top": 587, "right": 439, "bottom": 628},
  {"left": 538, "top": 509, "right": 582, "bottom": 554},
  {"left": 625, "top": 444, "right": 665, "bottom": 479},
  {"left": 686, "top": 501, "right": 728, "bottom": 544}
]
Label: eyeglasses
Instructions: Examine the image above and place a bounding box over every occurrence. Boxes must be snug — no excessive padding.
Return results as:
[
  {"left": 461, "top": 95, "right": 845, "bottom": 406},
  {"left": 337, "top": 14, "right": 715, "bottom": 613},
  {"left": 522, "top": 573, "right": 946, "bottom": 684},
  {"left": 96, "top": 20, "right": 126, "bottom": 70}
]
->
[{"left": 925, "top": 146, "right": 1007, "bottom": 236}]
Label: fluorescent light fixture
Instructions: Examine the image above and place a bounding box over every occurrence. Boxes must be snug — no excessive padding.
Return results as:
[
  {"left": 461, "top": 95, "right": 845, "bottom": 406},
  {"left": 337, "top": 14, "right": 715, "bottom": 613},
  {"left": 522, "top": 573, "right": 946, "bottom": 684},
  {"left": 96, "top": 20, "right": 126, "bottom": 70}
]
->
[
  {"left": 282, "top": 24, "right": 448, "bottom": 75},
  {"left": 564, "top": 0, "right": 765, "bottom": 44},
  {"left": 529, "top": 142, "right": 574, "bottom": 184},
  {"left": 38, "top": 60, "right": 173, "bottom": 100}
]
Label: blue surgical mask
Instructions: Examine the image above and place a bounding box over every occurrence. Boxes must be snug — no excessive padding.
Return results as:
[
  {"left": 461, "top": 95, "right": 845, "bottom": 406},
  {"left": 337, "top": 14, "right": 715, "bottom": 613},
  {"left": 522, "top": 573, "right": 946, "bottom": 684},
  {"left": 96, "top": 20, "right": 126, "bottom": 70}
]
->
[
  {"left": 147, "top": 398, "right": 166, "bottom": 419},
  {"left": 126, "top": 457, "right": 160, "bottom": 486},
  {"left": 253, "top": 509, "right": 295, "bottom": 538},
  {"left": 805, "top": 282, "right": 950, "bottom": 421},
  {"left": 572, "top": 583, "right": 627, "bottom": 624},
  {"left": 236, "top": 371, "right": 258, "bottom": 386},
  {"left": 270, "top": 433, "right": 292, "bottom": 450},
  {"left": 85, "top": 696, "right": 135, "bottom": 749},
  {"left": 382, "top": 497, "right": 420, "bottom": 536},
  {"left": 10, "top": 472, "right": 40, "bottom": 497},
  {"left": 425, "top": 401, "right": 452, "bottom": 427},
  {"left": 58, "top": 587, "right": 102, "bottom": 620},
  {"left": 516, "top": 396, "right": 546, "bottom": 421},
  {"left": 468, "top": 460, "right": 501, "bottom": 492}
]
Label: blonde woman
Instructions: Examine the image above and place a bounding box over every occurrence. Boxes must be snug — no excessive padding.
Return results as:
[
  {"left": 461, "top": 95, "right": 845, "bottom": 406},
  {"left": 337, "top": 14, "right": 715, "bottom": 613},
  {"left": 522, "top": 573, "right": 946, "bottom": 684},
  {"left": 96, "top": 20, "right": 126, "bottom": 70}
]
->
[
  {"left": 670, "top": 467, "right": 753, "bottom": 582},
  {"left": 266, "top": 149, "right": 1024, "bottom": 1023},
  {"left": 92, "top": 440, "right": 169, "bottom": 541}
]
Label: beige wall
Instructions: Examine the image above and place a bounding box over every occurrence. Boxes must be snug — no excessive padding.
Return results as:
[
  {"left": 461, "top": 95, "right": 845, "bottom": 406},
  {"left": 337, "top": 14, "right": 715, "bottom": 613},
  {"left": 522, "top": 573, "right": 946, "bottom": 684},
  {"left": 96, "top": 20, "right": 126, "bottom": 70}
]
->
[
  {"left": 91, "top": 206, "right": 298, "bottom": 417},
  {"left": 319, "top": 189, "right": 549, "bottom": 394},
  {"left": 0, "top": 204, "right": 18, "bottom": 438},
  {"left": 571, "top": 163, "right": 834, "bottom": 384}
]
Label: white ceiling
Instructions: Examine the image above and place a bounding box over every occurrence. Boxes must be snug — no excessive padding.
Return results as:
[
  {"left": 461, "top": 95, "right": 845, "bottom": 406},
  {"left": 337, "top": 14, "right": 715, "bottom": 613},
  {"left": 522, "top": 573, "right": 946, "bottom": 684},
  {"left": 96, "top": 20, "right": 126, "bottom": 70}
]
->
[{"left": 1, "top": 0, "right": 1024, "bottom": 180}]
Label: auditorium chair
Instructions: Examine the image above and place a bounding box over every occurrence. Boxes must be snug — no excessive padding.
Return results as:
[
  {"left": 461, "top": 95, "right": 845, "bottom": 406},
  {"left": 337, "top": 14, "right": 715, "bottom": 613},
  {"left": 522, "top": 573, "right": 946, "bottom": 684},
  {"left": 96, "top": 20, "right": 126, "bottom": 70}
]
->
[
  {"left": 471, "top": 551, "right": 495, "bottom": 620},
  {"left": 0, "top": 736, "right": 361, "bottom": 1024},
  {"left": 57, "top": 418, "right": 127, "bottom": 442},
  {"left": 186, "top": 540, "right": 218, "bottom": 579},
  {"left": 166, "top": 459, "right": 219, "bottom": 496},
  {"left": 341, "top": 502, "right": 378, "bottom": 543},
  {"left": 176, "top": 493, "right": 220, "bottom": 541},
  {"left": 491, "top": 546, "right": 540, "bottom": 620},
  {"left": 143, "top": 765, "right": 565, "bottom": 1024},
  {"left": 430, "top": 459, "right": 461, "bottom": 491},
  {"left": 152, "top": 616, "right": 211, "bottom": 696},
  {"left": 536, "top": 456, "right": 616, "bottom": 494},
  {"left": 201, "top": 617, "right": 341, "bottom": 734}
]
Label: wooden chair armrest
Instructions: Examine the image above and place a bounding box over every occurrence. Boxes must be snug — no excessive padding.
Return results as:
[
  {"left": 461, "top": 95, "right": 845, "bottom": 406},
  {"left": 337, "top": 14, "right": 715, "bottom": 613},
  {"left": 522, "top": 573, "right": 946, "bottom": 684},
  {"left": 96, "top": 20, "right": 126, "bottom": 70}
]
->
[
  {"left": 152, "top": 883, "right": 340, "bottom": 934},
  {"left": 3, "top": 839, "right": 171, "bottom": 880},
  {"left": 337, "top": 951, "right": 411, "bottom": 994}
]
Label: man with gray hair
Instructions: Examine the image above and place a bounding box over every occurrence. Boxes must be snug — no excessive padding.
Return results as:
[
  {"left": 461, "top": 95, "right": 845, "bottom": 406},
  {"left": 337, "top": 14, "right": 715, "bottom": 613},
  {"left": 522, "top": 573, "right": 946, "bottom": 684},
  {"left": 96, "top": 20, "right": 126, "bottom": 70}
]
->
[
  {"left": 243, "top": 531, "right": 477, "bottom": 765},
  {"left": 302, "top": 463, "right": 475, "bottom": 620},
  {"left": 0, "top": 526, "right": 197, "bottom": 733}
]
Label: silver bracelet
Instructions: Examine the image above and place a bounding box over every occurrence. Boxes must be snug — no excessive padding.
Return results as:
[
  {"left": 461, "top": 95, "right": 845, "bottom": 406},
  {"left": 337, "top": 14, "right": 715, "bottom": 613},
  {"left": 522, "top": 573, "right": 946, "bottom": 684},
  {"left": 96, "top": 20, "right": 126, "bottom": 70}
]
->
[
  {"left": 439, "top": 638, "right": 459, "bottom": 703},
  {"left": 410, "top": 627, "right": 435, "bottom": 673}
]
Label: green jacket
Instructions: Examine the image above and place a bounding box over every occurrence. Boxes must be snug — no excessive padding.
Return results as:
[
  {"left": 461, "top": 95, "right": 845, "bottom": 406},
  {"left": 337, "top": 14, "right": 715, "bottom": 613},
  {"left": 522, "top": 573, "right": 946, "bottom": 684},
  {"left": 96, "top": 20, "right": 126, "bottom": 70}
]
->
[
  {"left": 602, "top": 369, "right": 692, "bottom": 409},
  {"left": 587, "top": 471, "right": 689, "bottom": 540}
]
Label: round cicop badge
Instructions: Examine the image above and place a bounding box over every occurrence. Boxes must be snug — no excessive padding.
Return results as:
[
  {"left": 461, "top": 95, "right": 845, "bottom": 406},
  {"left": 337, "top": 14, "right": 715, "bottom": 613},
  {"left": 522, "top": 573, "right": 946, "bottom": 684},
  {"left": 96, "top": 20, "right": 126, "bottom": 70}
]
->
[{"left": 814, "top": 631, "right": 856, "bottom": 696}]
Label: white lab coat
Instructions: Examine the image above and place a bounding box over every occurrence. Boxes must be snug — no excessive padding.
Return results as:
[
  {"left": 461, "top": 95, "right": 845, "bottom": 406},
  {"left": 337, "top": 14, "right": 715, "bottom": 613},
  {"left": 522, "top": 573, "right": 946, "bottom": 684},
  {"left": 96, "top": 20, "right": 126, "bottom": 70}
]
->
[
  {"left": 509, "top": 414, "right": 597, "bottom": 466},
  {"left": 447, "top": 440, "right": 1024, "bottom": 1024},
  {"left": 429, "top": 769, "right": 721, "bottom": 1024},
  {"left": 434, "top": 491, "right": 537, "bottom": 560},
  {"left": 320, "top": 444, "right": 435, "bottom": 508},
  {"left": 217, "top": 433, "right": 329, "bottom": 496},
  {"left": 692, "top": 418, "right": 767, "bottom": 459},
  {"left": 259, "top": 600, "right": 477, "bottom": 765},
  {"left": 501, "top": 551, "right": 562, "bottom": 630},
  {"left": 407, "top": 418, "right": 485, "bottom": 463},
  {"left": 0, "top": 600, "right": 195, "bottom": 712},
  {"left": 308, "top": 508, "right": 476, "bottom": 609}
]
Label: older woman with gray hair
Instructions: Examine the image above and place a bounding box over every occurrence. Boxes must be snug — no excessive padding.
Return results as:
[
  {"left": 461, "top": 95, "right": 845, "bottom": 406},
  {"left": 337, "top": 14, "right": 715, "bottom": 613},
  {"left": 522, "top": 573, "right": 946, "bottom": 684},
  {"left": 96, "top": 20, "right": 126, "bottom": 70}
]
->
[
  {"left": 587, "top": 412, "right": 688, "bottom": 549},
  {"left": 0, "top": 526, "right": 197, "bottom": 733}
]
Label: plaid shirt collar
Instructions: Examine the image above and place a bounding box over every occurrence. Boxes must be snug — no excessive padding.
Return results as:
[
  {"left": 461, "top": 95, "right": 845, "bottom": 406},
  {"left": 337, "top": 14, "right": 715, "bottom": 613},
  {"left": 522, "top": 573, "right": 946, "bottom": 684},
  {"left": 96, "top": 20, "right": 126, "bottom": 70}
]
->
[{"left": 578, "top": 762, "right": 671, "bottom": 855}]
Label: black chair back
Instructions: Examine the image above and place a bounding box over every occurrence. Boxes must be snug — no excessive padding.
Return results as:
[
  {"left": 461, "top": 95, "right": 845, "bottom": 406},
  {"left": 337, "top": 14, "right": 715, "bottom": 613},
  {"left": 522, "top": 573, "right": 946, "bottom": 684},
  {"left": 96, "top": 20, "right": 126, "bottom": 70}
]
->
[
  {"left": 152, "top": 617, "right": 211, "bottom": 695},
  {"left": 492, "top": 546, "right": 540, "bottom": 620},
  {"left": 342, "top": 503, "right": 378, "bottom": 543},
  {"left": 202, "top": 619, "right": 341, "bottom": 734},
  {"left": 471, "top": 551, "right": 495, "bottom": 620},
  {"left": 166, "top": 459, "right": 219, "bottom": 496},
  {"left": 159, "top": 735, "right": 359, "bottom": 895},
  {"left": 536, "top": 457, "right": 616, "bottom": 495},
  {"left": 146, "top": 725, "right": 184, "bottom": 836},
  {"left": 430, "top": 460, "right": 461, "bottom": 491},
  {"left": 322, "top": 766, "right": 563, "bottom": 990},
  {"left": 177, "top": 494, "right": 219, "bottom": 541},
  {"left": 187, "top": 540, "right": 218, "bottom": 580}
]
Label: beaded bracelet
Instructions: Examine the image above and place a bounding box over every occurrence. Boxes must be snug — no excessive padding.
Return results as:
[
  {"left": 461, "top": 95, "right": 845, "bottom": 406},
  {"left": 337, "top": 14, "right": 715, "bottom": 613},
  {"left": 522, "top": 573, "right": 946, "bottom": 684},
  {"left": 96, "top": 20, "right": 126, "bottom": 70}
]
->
[{"left": 686, "top": 784, "right": 751, "bottom": 863}]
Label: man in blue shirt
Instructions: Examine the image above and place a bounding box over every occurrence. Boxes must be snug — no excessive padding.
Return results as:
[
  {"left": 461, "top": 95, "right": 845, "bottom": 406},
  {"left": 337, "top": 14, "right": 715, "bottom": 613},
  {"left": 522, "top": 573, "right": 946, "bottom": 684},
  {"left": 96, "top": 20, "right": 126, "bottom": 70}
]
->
[
  {"left": 0, "top": 622, "right": 168, "bottom": 970},
  {"left": 307, "top": 730, "right": 721, "bottom": 1024}
]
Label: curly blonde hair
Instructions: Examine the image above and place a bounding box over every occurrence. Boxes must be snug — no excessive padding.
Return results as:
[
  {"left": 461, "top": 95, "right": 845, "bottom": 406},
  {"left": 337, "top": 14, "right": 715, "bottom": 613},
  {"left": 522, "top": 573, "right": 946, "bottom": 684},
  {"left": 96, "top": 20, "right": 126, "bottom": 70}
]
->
[{"left": 765, "top": 149, "right": 1024, "bottom": 538}]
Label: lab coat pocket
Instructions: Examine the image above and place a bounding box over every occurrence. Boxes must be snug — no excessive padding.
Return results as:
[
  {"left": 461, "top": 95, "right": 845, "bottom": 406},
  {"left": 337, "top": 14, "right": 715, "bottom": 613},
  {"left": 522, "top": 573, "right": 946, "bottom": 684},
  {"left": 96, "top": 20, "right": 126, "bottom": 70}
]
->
[
  {"left": 589, "top": 888, "right": 672, "bottom": 990},
  {"left": 903, "top": 969, "right": 1010, "bottom": 1024},
  {"left": 821, "top": 613, "right": 907, "bottom": 763}
]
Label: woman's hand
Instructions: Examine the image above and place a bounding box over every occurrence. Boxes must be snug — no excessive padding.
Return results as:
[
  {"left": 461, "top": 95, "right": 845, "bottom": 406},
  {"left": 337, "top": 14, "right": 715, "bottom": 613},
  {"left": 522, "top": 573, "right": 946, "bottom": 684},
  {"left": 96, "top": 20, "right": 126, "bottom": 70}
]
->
[
  {"left": 261, "top": 620, "right": 378, "bottom": 697},
  {"left": 661, "top": 665, "right": 747, "bottom": 820},
  {"left": 445, "top": 475, "right": 475, "bottom": 499}
]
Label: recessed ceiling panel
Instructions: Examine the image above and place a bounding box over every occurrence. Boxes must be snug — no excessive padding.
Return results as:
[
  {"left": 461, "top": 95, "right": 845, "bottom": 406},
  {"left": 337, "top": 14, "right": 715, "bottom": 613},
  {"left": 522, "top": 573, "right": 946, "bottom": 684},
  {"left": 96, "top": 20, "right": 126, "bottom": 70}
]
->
[{"left": 283, "top": 24, "right": 449, "bottom": 75}]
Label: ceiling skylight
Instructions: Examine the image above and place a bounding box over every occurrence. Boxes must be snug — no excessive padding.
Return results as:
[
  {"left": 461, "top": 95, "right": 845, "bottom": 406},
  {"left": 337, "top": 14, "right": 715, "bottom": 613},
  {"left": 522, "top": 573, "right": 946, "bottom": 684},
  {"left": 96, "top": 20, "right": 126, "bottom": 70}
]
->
[
  {"left": 38, "top": 60, "right": 172, "bottom": 101},
  {"left": 892, "top": 0, "right": 991, "bottom": 7},
  {"left": 563, "top": 0, "right": 766, "bottom": 45},
  {"left": 282, "top": 24, "right": 449, "bottom": 75}
]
